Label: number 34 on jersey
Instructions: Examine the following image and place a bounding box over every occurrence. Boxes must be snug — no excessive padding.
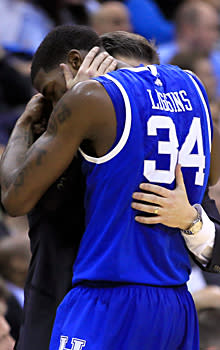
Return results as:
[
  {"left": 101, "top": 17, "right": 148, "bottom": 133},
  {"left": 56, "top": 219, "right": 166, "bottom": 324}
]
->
[{"left": 144, "top": 115, "right": 205, "bottom": 186}]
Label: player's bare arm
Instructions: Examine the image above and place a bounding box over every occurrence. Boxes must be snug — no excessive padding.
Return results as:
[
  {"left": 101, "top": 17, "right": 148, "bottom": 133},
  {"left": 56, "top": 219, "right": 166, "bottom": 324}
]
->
[
  {"left": 0, "top": 93, "right": 47, "bottom": 194},
  {"left": 0, "top": 80, "right": 116, "bottom": 216}
]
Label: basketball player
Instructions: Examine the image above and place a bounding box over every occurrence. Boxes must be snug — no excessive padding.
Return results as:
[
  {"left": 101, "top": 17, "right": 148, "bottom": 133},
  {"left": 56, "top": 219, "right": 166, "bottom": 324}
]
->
[
  {"left": 63, "top": 31, "right": 220, "bottom": 274},
  {"left": 0, "top": 25, "right": 212, "bottom": 349},
  {"left": 1, "top": 29, "right": 218, "bottom": 350}
]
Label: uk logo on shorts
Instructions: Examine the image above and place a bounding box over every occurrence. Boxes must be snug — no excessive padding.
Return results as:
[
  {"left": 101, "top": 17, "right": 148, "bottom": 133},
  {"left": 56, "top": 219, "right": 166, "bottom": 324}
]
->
[{"left": 59, "top": 336, "right": 86, "bottom": 350}]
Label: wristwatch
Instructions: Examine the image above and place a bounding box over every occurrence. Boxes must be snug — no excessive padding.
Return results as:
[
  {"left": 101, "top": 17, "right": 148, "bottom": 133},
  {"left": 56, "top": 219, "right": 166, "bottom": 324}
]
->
[{"left": 182, "top": 206, "right": 203, "bottom": 235}]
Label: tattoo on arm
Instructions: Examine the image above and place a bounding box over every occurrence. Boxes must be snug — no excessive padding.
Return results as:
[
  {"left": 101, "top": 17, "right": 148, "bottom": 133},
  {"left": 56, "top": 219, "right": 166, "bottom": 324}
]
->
[
  {"left": 24, "top": 129, "right": 34, "bottom": 147},
  {"left": 47, "top": 103, "right": 71, "bottom": 135},
  {"left": 0, "top": 127, "right": 34, "bottom": 190},
  {"left": 47, "top": 117, "right": 57, "bottom": 135},
  {"left": 13, "top": 169, "right": 26, "bottom": 189},
  {"left": 1, "top": 131, "right": 33, "bottom": 164},
  {"left": 12, "top": 145, "right": 48, "bottom": 193},
  {"left": 57, "top": 104, "right": 71, "bottom": 123},
  {"left": 1, "top": 101, "right": 72, "bottom": 201},
  {"left": 35, "top": 148, "right": 47, "bottom": 166},
  {"left": 1, "top": 176, "right": 10, "bottom": 190},
  {"left": 10, "top": 129, "right": 33, "bottom": 146},
  {"left": 2, "top": 141, "right": 48, "bottom": 194}
]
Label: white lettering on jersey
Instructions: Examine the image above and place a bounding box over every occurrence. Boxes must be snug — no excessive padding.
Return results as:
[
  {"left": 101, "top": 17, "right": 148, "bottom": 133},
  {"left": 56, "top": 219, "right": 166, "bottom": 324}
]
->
[
  {"left": 179, "top": 90, "right": 193, "bottom": 111},
  {"left": 156, "top": 91, "right": 169, "bottom": 112},
  {"left": 170, "top": 92, "right": 185, "bottom": 112},
  {"left": 147, "top": 89, "right": 160, "bottom": 110},
  {"left": 147, "top": 89, "right": 193, "bottom": 113},
  {"left": 59, "top": 336, "right": 86, "bottom": 350}
]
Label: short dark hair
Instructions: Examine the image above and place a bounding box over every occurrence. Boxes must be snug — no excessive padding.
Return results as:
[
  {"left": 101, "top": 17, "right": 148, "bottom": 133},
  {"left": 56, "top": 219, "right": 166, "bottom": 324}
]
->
[
  {"left": 31, "top": 25, "right": 101, "bottom": 83},
  {"left": 101, "top": 31, "right": 159, "bottom": 64}
]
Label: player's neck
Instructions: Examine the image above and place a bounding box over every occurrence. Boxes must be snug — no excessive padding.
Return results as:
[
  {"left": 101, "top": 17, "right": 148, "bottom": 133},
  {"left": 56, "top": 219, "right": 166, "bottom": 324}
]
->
[
  {"left": 116, "top": 60, "right": 131, "bottom": 70},
  {"left": 116, "top": 59, "right": 151, "bottom": 70}
]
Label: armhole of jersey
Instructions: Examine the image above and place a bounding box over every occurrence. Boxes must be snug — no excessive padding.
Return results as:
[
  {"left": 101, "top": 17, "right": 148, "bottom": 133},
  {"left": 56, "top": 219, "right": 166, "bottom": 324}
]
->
[
  {"left": 79, "top": 74, "right": 132, "bottom": 164},
  {"left": 185, "top": 71, "right": 212, "bottom": 152}
]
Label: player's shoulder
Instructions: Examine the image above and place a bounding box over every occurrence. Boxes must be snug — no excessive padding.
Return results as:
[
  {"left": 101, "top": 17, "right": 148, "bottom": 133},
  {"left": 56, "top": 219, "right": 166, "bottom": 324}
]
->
[
  {"left": 62, "top": 79, "right": 110, "bottom": 111},
  {"left": 58, "top": 78, "right": 114, "bottom": 124},
  {"left": 71, "top": 79, "right": 106, "bottom": 98}
]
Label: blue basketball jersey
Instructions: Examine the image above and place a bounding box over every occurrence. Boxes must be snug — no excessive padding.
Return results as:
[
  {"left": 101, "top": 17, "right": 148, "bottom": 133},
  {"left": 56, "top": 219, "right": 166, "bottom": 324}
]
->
[{"left": 73, "top": 64, "right": 212, "bottom": 286}]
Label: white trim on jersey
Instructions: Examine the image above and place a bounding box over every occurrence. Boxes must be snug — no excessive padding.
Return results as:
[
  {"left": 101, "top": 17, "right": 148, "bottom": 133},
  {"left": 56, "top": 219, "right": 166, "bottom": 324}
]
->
[
  {"left": 119, "top": 66, "right": 149, "bottom": 73},
  {"left": 118, "top": 65, "right": 158, "bottom": 76},
  {"left": 185, "top": 72, "right": 212, "bottom": 152},
  {"left": 79, "top": 74, "right": 132, "bottom": 164},
  {"left": 147, "top": 65, "right": 158, "bottom": 77}
]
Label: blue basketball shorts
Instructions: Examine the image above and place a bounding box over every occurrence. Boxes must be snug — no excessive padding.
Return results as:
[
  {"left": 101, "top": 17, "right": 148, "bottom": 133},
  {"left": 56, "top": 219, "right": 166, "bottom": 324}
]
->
[{"left": 50, "top": 284, "right": 199, "bottom": 350}]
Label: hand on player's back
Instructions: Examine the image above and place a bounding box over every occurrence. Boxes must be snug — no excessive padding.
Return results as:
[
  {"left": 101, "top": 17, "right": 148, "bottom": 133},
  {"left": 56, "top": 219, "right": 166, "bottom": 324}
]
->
[
  {"left": 132, "top": 165, "right": 197, "bottom": 230},
  {"left": 60, "top": 46, "right": 117, "bottom": 90}
]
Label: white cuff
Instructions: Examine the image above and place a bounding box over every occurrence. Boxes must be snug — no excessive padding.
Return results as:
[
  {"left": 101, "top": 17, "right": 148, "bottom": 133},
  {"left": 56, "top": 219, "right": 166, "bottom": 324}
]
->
[{"left": 181, "top": 204, "right": 215, "bottom": 265}]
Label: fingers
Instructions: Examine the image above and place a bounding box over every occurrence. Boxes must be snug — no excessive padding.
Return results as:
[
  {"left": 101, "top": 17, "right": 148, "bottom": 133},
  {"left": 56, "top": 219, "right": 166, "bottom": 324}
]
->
[
  {"left": 132, "top": 191, "right": 165, "bottom": 206},
  {"left": 134, "top": 215, "right": 161, "bottom": 225},
  {"left": 98, "top": 55, "right": 117, "bottom": 75},
  {"left": 104, "top": 59, "right": 117, "bottom": 74},
  {"left": 175, "top": 164, "right": 185, "bottom": 189},
  {"left": 139, "top": 182, "right": 170, "bottom": 198},
  {"left": 60, "top": 63, "right": 74, "bottom": 90},
  {"left": 81, "top": 46, "right": 100, "bottom": 69},
  {"left": 28, "top": 94, "right": 45, "bottom": 108},
  {"left": 82, "top": 47, "right": 116, "bottom": 76},
  {"left": 29, "top": 94, "right": 45, "bottom": 106},
  {"left": 60, "top": 46, "right": 117, "bottom": 90},
  {"left": 131, "top": 202, "right": 160, "bottom": 215},
  {"left": 86, "top": 51, "right": 110, "bottom": 73},
  {"left": 33, "top": 123, "right": 46, "bottom": 135},
  {"left": 32, "top": 93, "right": 44, "bottom": 99}
]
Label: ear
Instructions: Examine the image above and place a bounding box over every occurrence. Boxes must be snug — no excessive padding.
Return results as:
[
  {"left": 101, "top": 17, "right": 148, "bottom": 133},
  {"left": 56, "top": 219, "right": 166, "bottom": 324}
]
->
[{"left": 67, "top": 49, "right": 83, "bottom": 70}]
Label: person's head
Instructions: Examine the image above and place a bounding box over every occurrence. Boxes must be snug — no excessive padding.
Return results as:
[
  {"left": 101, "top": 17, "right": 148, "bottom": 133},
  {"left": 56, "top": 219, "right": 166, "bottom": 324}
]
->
[
  {"left": 31, "top": 26, "right": 159, "bottom": 105},
  {"left": 170, "top": 51, "right": 217, "bottom": 101},
  {"left": 91, "top": 1, "right": 132, "bottom": 35},
  {"left": 31, "top": 25, "right": 101, "bottom": 105},
  {"left": 101, "top": 31, "right": 159, "bottom": 66},
  {"left": 0, "top": 235, "right": 31, "bottom": 288},
  {"left": 175, "top": 1, "right": 219, "bottom": 55}
]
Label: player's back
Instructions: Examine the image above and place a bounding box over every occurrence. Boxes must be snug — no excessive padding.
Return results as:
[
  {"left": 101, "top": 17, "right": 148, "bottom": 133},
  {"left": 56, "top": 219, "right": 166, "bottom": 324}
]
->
[{"left": 73, "top": 64, "right": 212, "bottom": 287}]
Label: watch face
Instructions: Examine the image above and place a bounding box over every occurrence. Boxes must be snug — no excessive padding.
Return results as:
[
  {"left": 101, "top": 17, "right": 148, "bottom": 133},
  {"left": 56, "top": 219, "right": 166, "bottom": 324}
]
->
[{"left": 191, "top": 220, "right": 203, "bottom": 234}]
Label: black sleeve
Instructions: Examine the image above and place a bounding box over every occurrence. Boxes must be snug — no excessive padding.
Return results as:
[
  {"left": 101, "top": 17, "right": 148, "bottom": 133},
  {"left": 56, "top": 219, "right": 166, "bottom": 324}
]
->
[{"left": 191, "top": 188, "right": 220, "bottom": 273}]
